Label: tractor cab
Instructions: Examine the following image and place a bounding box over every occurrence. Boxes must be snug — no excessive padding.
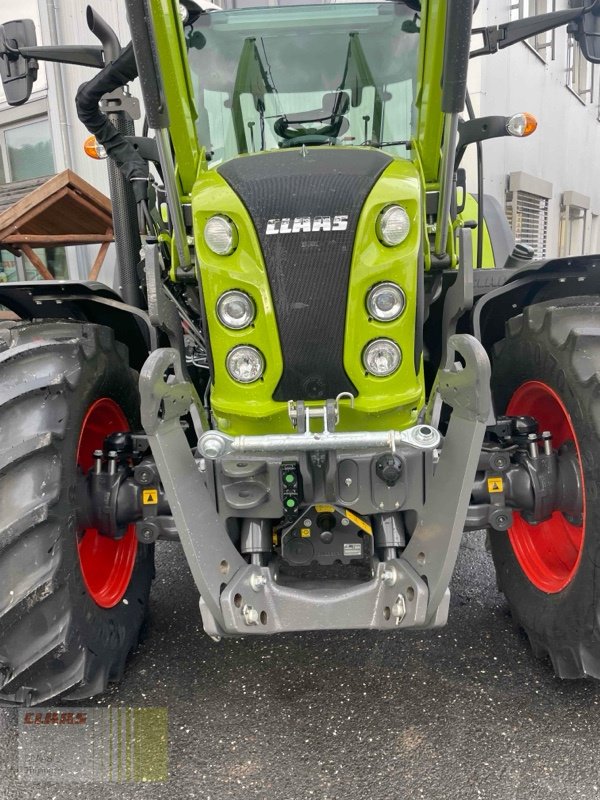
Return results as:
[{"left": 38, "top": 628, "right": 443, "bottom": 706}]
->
[{"left": 185, "top": 1, "right": 419, "bottom": 164}]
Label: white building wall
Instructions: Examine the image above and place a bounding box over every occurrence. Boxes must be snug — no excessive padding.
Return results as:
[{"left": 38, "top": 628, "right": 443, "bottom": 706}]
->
[
  {"left": 40, "top": 0, "right": 131, "bottom": 194},
  {"left": 38, "top": 0, "right": 136, "bottom": 284},
  {"left": 469, "top": 0, "right": 600, "bottom": 259}
]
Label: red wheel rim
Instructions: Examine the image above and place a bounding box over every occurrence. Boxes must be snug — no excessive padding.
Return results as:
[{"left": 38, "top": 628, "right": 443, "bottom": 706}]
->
[
  {"left": 77, "top": 398, "right": 137, "bottom": 608},
  {"left": 506, "top": 381, "right": 585, "bottom": 594}
]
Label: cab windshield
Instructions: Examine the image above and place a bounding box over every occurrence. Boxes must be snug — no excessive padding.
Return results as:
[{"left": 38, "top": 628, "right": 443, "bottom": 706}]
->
[{"left": 185, "top": 2, "right": 420, "bottom": 166}]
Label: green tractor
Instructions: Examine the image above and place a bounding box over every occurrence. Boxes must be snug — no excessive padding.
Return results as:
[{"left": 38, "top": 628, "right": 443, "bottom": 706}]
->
[{"left": 1, "top": 0, "right": 600, "bottom": 705}]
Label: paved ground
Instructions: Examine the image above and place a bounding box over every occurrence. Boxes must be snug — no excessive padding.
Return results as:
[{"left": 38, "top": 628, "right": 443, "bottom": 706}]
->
[{"left": 1, "top": 531, "right": 599, "bottom": 799}]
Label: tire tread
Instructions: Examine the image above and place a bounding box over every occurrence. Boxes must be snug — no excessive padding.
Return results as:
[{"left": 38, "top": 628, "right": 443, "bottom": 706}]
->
[{"left": 492, "top": 297, "right": 600, "bottom": 680}]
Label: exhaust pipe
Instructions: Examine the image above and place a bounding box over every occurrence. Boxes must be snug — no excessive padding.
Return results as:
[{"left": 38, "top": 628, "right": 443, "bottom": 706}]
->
[{"left": 85, "top": 5, "right": 144, "bottom": 308}]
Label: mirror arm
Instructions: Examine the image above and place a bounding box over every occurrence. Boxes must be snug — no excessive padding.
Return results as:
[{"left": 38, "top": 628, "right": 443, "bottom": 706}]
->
[
  {"left": 471, "top": 7, "right": 587, "bottom": 57},
  {"left": 11, "top": 44, "right": 105, "bottom": 69},
  {"left": 454, "top": 116, "right": 511, "bottom": 169}
]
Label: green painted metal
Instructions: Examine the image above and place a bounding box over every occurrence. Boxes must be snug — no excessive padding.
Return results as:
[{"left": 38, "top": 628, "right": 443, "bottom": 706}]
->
[
  {"left": 149, "top": 0, "right": 201, "bottom": 195},
  {"left": 191, "top": 154, "right": 424, "bottom": 436},
  {"left": 191, "top": 167, "right": 286, "bottom": 435},
  {"left": 343, "top": 159, "right": 424, "bottom": 422},
  {"left": 414, "top": 0, "right": 447, "bottom": 186}
]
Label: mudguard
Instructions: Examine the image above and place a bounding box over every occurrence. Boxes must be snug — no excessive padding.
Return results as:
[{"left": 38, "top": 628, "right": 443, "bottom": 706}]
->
[{"left": 0, "top": 280, "right": 154, "bottom": 370}]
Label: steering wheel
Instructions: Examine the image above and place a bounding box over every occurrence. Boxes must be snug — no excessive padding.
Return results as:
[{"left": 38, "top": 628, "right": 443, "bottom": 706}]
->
[
  {"left": 274, "top": 92, "right": 350, "bottom": 146},
  {"left": 280, "top": 135, "right": 338, "bottom": 148}
]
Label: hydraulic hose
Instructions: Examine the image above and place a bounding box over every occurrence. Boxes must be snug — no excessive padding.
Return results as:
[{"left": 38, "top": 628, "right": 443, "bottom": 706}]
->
[
  {"left": 75, "top": 40, "right": 147, "bottom": 306},
  {"left": 75, "top": 43, "right": 149, "bottom": 203}
]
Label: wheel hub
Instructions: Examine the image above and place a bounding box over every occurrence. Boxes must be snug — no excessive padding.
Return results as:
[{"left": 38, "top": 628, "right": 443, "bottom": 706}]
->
[
  {"left": 77, "top": 398, "right": 138, "bottom": 609},
  {"left": 505, "top": 381, "right": 586, "bottom": 594}
]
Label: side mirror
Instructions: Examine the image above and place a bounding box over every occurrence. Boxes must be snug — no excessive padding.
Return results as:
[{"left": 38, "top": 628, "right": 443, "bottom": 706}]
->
[
  {"left": 0, "top": 20, "right": 38, "bottom": 106},
  {"left": 571, "top": 0, "right": 600, "bottom": 63}
]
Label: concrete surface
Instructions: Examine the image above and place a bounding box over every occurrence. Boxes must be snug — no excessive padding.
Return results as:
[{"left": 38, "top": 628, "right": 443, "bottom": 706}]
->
[{"left": 0, "top": 531, "right": 599, "bottom": 799}]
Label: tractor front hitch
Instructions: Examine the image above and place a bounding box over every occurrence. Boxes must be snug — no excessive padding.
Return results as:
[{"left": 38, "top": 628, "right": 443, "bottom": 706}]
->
[{"left": 137, "top": 334, "right": 491, "bottom": 637}]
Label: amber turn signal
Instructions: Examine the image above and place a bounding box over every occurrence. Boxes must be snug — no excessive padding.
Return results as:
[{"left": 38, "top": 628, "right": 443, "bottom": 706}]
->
[
  {"left": 506, "top": 112, "right": 538, "bottom": 138},
  {"left": 83, "top": 135, "right": 108, "bottom": 160}
]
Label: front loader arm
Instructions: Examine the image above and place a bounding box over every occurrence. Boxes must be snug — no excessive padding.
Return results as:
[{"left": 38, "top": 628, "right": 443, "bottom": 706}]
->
[{"left": 147, "top": 0, "right": 202, "bottom": 194}]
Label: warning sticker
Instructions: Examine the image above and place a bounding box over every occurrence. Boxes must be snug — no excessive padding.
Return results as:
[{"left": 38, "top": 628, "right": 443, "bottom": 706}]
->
[
  {"left": 315, "top": 504, "right": 335, "bottom": 513},
  {"left": 142, "top": 488, "right": 159, "bottom": 505},
  {"left": 487, "top": 477, "right": 504, "bottom": 494},
  {"left": 344, "top": 543, "right": 362, "bottom": 557},
  {"left": 300, "top": 528, "right": 311, "bottom": 538},
  {"left": 345, "top": 510, "right": 373, "bottom": 535}
]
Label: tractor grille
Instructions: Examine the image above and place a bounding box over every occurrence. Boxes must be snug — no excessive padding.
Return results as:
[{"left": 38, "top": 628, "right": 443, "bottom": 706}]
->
[{"left": 218, "top": 148, "right": 391, "bottom": 401}]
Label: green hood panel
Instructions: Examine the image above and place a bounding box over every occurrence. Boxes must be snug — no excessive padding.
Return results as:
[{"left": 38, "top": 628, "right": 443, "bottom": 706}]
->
[{"left": 191, "top": 151, "right": 425, "bottom": 435}]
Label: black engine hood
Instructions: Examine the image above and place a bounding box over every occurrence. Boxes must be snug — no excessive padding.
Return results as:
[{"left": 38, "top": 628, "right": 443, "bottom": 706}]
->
[{"left": 218, "top": 148, "right": 392, "bottom": 401}]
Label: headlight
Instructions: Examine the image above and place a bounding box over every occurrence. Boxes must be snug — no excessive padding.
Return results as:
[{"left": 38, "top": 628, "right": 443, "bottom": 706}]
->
[
  {"left": 226, "top": 345, "right": 265, "bottom": 383},
  {"left": 376, "top": 205, "right": 410, "bottom": 247},
  {"left": 204, "top": 215, "right": 238, "bottom": 255},
  {"left": 217, "top": 290, "right": 255, "bottom": 330},
  {"left": 366, "top": 282, "right": 406, "bottom": 322},
  {"left": 362, "top": 339, "right": 401, "bottom": 377}
]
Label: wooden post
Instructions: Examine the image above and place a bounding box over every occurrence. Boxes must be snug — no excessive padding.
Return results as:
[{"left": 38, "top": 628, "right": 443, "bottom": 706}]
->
[
  {"left": 20, "top": 245, "right": 54, "bottom": 280},
  {"left": 88, "top": 237, "right": 112, "bottom": 281}
]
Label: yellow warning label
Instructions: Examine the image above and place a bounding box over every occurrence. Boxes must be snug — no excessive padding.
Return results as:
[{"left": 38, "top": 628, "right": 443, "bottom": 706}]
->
[
  {"left": 345, "top": 509, "right": 373, "bottom": 535},
  {"left": 142, "top": 488, "right": 158, "bottom": 505},
  {"left": 315, "top": 504, "right": 335, "bottom": 513},
  {"left": 272, "top": 531, "right": 278, "bottom": 546},
  {"left": 487, "top": 477, "right": 504, "bottom": 494},
  {"left": 300, "top": 528, "right": 311, "bottom": 538}
]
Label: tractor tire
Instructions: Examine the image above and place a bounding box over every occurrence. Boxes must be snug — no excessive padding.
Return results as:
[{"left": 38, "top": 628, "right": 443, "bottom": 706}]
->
[
  {"left": 0, "top": 319, "right": 154, "bottom": 705},
  {"left": 490, "top": 297, "right": 600, "bottom": 679}
]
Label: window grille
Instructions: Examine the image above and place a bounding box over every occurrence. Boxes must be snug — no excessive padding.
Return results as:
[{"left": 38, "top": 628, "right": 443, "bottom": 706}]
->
[{"left": 506, "top": 190, "right": 549, "bottom": 259}]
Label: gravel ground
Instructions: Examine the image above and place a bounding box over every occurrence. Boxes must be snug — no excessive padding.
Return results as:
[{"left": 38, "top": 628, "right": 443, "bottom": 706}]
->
[{"left": 1, "top": 531, "right": 599, "bottom": 800}]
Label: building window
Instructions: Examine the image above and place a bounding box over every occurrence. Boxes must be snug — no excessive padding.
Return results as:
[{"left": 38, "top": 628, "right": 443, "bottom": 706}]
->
[
  {"left": 567, "top": 36, "right": 594, "bottom": 101},
  {"left": 591, "top": 213, "right": 600, "bottom": 255},
  {"left": 0, "top": 118, "right": 55, "bottom": 183},
  {"left": 0, "top": 247, "right": 67, "bottom": 284},
  {"left": 506, "top": 190, "right": 549, "bottom": 259},
  {"left": 510, "top": 0, "right": 556, "bottom": 61},
  {"left": 560, "top": 206, "right": 586, "bottom": 256},
  {"left": 0, "top": 117, "right": 64, "bottom": 282},
  {"left": 0, "top": 250, "right": 18, "bottom": 283},
  {"left": 559, "top": 192, "right": 591, "bottom": 256}
]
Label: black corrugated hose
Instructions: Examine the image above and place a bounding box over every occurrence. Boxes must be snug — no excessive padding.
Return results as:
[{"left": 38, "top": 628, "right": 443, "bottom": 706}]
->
[{"left": 75, "top": 43, "right": 149, "bottom": 204}]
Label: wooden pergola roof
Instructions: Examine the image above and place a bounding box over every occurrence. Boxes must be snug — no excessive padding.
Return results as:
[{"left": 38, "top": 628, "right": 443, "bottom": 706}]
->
[
  {"left": 0, "top": 169, "right": 114, "bottom": 280},
  {"left": 0, "top": 175, "right": 49, "bottom": 214}
]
